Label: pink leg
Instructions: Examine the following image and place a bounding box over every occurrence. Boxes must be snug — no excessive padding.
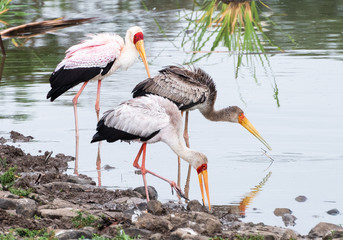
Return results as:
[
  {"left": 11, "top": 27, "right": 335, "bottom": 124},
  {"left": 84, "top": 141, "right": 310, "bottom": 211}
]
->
[
  {"left": 95, "top": 80, "right": 102, "bottom": 121},
  {"left": 72, "top": 81, "right": 89, "bottom": 138},
  {"left": 133, "top": 144, "right": 187, "bottom": 201},
  {"left": 133, "top": 143, "right": 150, "bottom": 201}
]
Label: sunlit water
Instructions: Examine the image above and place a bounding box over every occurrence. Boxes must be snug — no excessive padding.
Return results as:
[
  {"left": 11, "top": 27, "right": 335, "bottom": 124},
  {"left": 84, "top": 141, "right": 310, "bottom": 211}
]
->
[{"left": 1, "top": 0, "right": 343, "bottom": 235}]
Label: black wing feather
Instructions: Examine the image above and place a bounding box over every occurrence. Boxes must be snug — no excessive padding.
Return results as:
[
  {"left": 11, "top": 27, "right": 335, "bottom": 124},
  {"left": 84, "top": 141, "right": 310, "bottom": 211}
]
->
[{"left": 47, "top": 61, "right": 115, "bottom": 101}]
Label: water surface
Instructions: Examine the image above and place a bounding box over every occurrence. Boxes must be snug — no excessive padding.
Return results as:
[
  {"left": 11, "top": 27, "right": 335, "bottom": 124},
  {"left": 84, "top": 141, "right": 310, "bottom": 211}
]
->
[{"left": 1, "top": 0, "right": 343, "bottom": 235}]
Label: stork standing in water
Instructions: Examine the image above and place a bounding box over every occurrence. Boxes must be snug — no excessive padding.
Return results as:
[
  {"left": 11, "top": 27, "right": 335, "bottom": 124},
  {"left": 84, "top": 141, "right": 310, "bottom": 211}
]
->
[
  {"left": 47, "top": 26, "right": 151, "bottom": 137},
  {"left": 132, "top": 65, "right": 272, "bottom": 197},
  {"left": 91, "top": 95, "right": 211, "bottom": 209}
]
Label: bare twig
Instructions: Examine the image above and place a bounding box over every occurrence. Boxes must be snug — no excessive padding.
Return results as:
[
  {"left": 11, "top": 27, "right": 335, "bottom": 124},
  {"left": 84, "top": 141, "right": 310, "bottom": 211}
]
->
[{"left": 45, "top": 151, "right": 53, "bottom": 163}]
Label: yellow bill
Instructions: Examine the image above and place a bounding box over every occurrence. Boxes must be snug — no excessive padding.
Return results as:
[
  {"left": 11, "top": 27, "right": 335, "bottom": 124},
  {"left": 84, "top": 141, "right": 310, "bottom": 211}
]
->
[
  {"left": 197, "top": 164, "right": 211, "bottom": 210},
  {"left": 135, "top": 40, "right": 151, "bottom": 78},
  {"left": 238, "top": 113, "right": 272, "bottom": 151}
]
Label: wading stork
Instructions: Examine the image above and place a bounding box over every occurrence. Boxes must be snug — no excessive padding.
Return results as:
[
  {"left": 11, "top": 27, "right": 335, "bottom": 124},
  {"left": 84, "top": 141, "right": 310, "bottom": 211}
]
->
[
  {"left": 47, "top": 26, "right": 151, "bottom": 137},
  {"left": 132, "top": 65, "right": 272, "bottom": 197},
  {"left": 91, "top": 94, "right": 211, "bottom": 210}
]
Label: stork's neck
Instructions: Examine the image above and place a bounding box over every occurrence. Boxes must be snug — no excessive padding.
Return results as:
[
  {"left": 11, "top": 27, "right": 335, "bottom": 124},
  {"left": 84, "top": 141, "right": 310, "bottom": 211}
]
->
[
  {"left": 118, "top": 41, "right": 139, "bottom": 70},
  {"left": 200, "top": 105, "right": 228, "bottom": 122},
  {"left": 166, "top": 138, "right": 205, "bottom": 169}
]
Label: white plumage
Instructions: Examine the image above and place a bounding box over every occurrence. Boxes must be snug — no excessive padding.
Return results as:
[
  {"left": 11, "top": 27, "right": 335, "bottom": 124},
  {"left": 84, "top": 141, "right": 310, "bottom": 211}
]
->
[
  {"left": 91, "top": 95, "right": 211, "bottom": 209},
  {"left": 47, "top": 26, "right": 151, "bottom": 138},
  {"left": 102, "top": 95, "right": 172, "bottom": 140}
]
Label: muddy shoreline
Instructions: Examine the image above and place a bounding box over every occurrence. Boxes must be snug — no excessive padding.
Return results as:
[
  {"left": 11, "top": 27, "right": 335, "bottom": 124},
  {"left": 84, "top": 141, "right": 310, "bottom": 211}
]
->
[{"left": 0, "top": 132, "right": 342, "bottom": 239}]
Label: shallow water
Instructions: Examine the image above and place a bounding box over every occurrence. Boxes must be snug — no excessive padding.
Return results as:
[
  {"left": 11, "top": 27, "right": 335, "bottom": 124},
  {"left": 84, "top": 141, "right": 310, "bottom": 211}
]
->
[{"left": 1, "top": 0, "right": 343, "bottom": 235}]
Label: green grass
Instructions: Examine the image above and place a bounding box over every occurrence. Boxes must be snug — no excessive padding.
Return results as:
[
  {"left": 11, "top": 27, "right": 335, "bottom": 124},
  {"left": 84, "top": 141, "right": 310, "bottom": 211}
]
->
[
  {"left": 72, "top": 211, "right": 99, "bottom": 229},
  {"left": 0, "top": 166, "right": 16, "bottom": 190},
  {"left": 0, "top": 228, "right": 56, "bottom": 240},
  {"left": 0, "top": 157, "right": 7, "bottom": 169},
  {"left": 9, "top": 187, "right": 32, "bottom": 197}
]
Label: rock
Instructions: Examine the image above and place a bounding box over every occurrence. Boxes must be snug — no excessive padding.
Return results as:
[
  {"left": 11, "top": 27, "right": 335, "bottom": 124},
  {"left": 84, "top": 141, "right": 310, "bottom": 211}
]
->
[
  {"left": 134, "top": 186, "right": 158, "bottom": 200},
  {"left": 103, "top": 164, "right": 115, "bottom": 170},
  {"left": 170, "top": 227, "right": 199, "bottom": 240},
  {"left": 123, "top": 208, "right": 143, "bottom": 223},
  {"left": 281, "top": 213, "right": 297, "bottom": 226},
  {"left": 112, "top": 196, "right": 146, "bottom": 205},
  {"left": 282, "top": 229, "right": 299, "bottom": 239},
  {"left": 16, "top": 198, "right": 37, "bottom": 218},
  {"left": 0, "top": 198, "right": 17, "bottom": 210},
  {"left": 10, "top": 131, "right": 33, "bottom": 142},
  {"left": 66, "top": 175, "right": 96, "bottom": 185},
  {"left": 52, "top": 198, "right": 77, "bottom": 208},
  {"left": 135, "top": 213, "right": 173, "bottom": 232},
  {"left": 308, "top": 222, "right": 343, "bottom": 238},
  {"left": 0, "top": 137, "right": 6, "bottom": 144},
  {"left": 327, "top": 208, "right": 340, "bottom": 216},
  {"left": 323, "top": 229, "right": 343, "bottom": 240},
  {"left": 55, "top": 229, "right": 93, "bottom": 240},
  {"left": 295, "top": 195, "right": 307, "bottom": 202},
  {"left": 124, "top": 227, "right": 151, "bottom": 238},
  {"left": 147, "top": 200, "right": 164, "bottom": 215},
  {"left": 40, "top": 208, "right": 79, "bottom": 219},
  {"left": 205, "top": 217, "right": 222, "bottom": 235},
  {"left": 273, "top": 208, "right": 292, "bottom": 216},
  {"left": 150, "top": 233, "right": 164, "bottom": 240},
  {"left": 187, "top": 200, "right": 204, "bottom": 212}
]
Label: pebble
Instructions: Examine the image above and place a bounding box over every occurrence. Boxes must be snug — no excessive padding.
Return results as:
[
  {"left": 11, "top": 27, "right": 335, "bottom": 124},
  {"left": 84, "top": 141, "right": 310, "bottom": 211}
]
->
[
  {"left": 16, "top": 198, "right": 37, "bottom": 218},
  {"left": 187, "top": 200, "right": 204, "bottom": 212},
  {"left": 326, "top": 208, "right": 340, "bottom": 216},
  {"left": 282, "top": 213, "right": 297, "bottom": 227},
  {"left": 55, "top": 229, "right": 93, "bottom": 240},
  {"left": 136, "top": 213, "right": 173, "bottom": 232},
  {"left": 273, "top": 208, "right": 292, "bottom": 216},
  {"left": 66, "top": 175, "right": 96, "bottom": 185},
  {"left": 295, "top": 195, "right": 307, "bottom": 202},
  {"left": 147, "top": 200, "right": 164, "bottom": 215},
  {"left": 134, "top": 186, "right": 158, "bottom": 200},
  {"left": 0, "top": 198, "right": 17, "bottom": 210}
]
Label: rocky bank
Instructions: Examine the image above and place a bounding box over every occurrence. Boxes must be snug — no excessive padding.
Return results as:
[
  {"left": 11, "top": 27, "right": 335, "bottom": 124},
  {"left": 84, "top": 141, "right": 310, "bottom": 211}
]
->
[{"left": 0, "top": 133, "right": 342, "bottom": 239}]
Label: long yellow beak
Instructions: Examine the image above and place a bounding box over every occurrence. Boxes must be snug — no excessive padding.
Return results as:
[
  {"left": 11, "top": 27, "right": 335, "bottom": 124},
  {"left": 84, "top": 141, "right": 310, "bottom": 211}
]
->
[
  {"left": 135, "top": 40, "right": 151, "bottom": 78},
  {"left": 238, "top": 113, "right": 272, "bottom": 151},
  {"left": 197, "top": 164, "right": 211, "bottom": 210}
]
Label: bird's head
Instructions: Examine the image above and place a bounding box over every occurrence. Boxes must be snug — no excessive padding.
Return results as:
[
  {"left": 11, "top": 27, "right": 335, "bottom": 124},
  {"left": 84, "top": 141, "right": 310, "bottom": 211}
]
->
[
  {"left": 225, "top": 106, "right": 272, "bottom": 151},
  {"left": 191, "top": 152, "right": 211, "bottom": 210},
  {"left": 126, "top": 26, "right": 151, "bottom": 77}
]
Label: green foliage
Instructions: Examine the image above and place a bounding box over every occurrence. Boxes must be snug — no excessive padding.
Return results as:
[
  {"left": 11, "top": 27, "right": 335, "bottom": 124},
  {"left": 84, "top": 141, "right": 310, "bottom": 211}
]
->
[
  {"left": 0, "top": 228, "right": 56, "bottom": 240},
  {"left": 0, "top": 232, "right": 16, "bottom": 240},
  {"left": 114, "top": 229, "right": 136, "bottom": 240},
  {"left": 0, "top": 0, "right": 11, "bottom": 15},
  {"left": 72, "top": 211, "right": 99, "bottom": 229},
  {"left": 9, "top": 187, "right": 32, "bottom": 197},
  {"left": 0, "top": 157, "right": 7, "bottom": 169},
  {"left": 0, "top": 167, "right": 16, "bottom": 190}
]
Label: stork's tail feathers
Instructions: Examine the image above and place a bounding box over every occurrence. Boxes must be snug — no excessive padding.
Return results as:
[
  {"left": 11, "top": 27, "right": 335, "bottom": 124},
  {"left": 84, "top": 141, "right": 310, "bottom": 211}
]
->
[
  {"left": 91, "top": 132, "right": 106, "bottom": 143},
  {"left": 132, "top": 78, "right": 150, "bottom": 98}
]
